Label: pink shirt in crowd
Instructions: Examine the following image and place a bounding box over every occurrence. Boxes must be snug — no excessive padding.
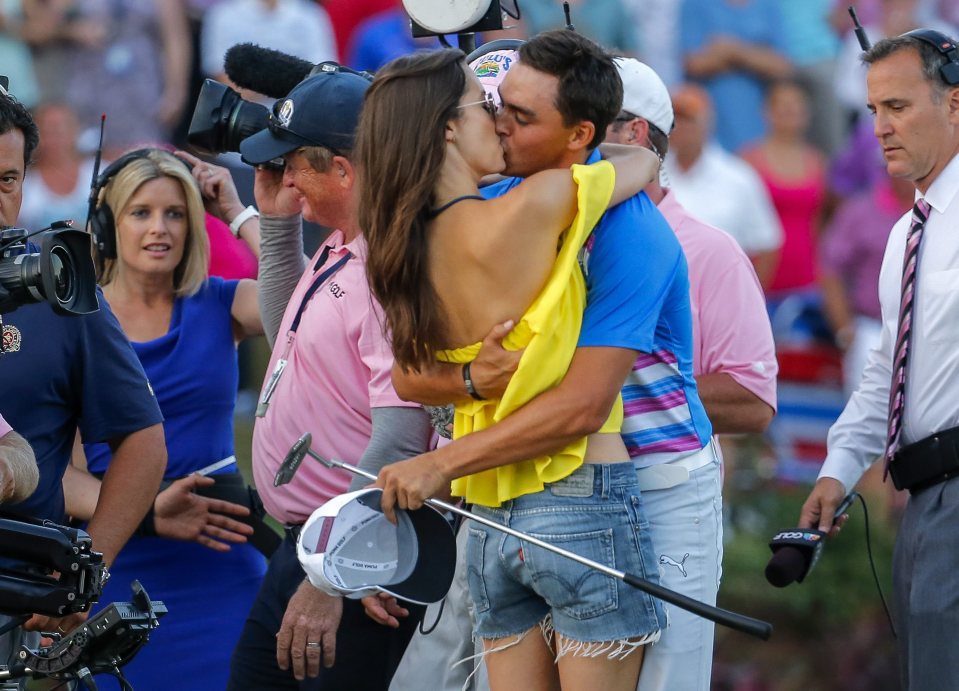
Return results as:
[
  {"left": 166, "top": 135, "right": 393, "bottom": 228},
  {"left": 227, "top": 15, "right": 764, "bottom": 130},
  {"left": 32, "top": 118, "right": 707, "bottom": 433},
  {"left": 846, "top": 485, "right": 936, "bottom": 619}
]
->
[
  {"left": 0, "top": 414, "right": 11, "bottom": 437},
  {"left": 252, "top": 230, "right": 417, "bottom": 525},
  {"left": 659, "top": 190, "right": 778, "bottom": 411},
  {"left": 206, "top": 213, "right": 258, "bottom": 281}
]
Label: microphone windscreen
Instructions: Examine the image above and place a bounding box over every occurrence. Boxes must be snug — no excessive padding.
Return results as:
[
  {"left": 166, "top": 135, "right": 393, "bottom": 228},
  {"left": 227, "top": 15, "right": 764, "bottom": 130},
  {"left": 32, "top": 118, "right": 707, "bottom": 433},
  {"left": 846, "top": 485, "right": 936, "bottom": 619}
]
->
[
  {"left": 765, "top": 546, "right": 808, "bottom": 588},
  {"left": 224, "top": 43, "right": 314, "bottom": 99}
]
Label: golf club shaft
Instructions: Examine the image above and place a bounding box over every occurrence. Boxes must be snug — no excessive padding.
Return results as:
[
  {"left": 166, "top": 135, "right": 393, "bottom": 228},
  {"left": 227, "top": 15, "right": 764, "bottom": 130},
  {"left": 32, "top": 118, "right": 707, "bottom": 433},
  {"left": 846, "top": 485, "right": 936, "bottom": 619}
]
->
[{"left": 305, "top": 449, "right": 772, "bottom": 640}]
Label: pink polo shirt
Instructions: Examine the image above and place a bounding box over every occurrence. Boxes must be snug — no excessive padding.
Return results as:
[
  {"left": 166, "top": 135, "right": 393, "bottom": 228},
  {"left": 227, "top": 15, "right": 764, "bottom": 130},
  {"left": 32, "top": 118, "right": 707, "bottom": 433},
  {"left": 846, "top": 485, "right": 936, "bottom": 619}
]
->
[
  {"left": 0, "top": 414, "right": 11, "bottom": 437},
  {"left": 659, "top": 190, "right": 778, "bottom": 410},
  {"left": 252, "top": 230, "right": 416, "bottom": 525}
]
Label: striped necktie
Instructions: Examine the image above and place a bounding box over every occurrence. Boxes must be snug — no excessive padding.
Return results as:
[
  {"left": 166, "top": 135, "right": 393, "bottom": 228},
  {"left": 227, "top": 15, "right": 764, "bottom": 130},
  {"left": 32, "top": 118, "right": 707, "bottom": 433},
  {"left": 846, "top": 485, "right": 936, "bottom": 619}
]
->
[{"left": 884, "top": 198, "right": 931, "bottom": 473}]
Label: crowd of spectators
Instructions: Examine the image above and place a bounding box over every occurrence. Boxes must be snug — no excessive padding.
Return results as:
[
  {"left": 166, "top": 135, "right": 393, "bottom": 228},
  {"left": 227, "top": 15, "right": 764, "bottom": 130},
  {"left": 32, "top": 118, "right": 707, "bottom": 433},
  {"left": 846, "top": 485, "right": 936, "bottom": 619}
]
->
[{"left": 2, "top": 0, "right": 950, "bottom": 392}]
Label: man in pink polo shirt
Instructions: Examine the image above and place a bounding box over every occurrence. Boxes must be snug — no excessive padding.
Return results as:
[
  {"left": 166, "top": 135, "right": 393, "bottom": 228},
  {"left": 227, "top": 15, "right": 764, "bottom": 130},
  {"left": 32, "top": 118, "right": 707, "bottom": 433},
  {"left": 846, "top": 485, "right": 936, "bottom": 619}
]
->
[
  {"left": 0, "top": 414, "right": 37, "bottom": 504},
  {"left": 224, "top": 69, "right": 435, "bottom": 690},
  {"left": 604, "top": 58, "right": 777, "bottom": 691}
]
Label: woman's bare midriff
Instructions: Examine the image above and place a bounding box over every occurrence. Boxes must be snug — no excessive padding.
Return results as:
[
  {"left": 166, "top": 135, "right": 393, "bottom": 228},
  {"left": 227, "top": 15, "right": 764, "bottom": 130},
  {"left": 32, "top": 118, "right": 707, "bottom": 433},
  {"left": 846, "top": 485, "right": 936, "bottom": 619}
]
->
[{"left": 583, "top": 432, "right": 631, "bottom": 463}]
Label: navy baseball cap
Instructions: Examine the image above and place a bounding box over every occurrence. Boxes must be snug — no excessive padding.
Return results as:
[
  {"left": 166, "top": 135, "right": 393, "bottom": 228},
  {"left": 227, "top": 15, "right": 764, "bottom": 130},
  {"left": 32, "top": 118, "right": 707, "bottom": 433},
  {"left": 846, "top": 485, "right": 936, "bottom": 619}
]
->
[{"left": 240, "top": 66, "right": 370, "bottom": 165}]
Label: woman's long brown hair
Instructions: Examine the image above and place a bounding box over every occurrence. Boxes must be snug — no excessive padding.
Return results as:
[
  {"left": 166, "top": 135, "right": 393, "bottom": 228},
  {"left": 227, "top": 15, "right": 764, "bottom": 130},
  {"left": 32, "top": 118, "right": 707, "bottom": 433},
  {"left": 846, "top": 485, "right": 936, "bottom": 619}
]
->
[{"left": 357, "top": 48, "right": 467, "bottom": 372}]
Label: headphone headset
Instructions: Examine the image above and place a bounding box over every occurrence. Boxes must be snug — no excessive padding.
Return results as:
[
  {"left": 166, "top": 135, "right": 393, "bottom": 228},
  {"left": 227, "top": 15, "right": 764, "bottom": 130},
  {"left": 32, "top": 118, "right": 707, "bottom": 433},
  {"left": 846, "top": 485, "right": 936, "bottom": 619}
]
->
[
  {"left": 88, "top": 148, "right": 191, "bottom": 259},
  {"left": 902, "top": 29, "right": 959, "bottom": 86}
]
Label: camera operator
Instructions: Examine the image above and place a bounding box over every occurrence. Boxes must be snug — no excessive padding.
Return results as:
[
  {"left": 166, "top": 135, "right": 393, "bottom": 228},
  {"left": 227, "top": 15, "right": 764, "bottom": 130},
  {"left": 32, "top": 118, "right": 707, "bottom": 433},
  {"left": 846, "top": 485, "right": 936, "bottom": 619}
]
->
[
  {"left": 223, "top": 69, "right": 434, "bottom": 690},
  {"left": 0, "top": 89, "right": 165, "bottom": 662},
  {"left": 0, "top": 415, "right": 37, "bottom": 504}
]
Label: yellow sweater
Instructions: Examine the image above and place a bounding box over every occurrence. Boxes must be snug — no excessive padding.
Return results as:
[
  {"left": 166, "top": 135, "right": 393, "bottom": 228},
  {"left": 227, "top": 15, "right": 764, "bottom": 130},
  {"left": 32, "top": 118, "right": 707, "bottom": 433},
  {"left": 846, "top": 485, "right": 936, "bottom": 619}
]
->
[{"left": 437, "top": 161, "right": 623, "bottom": 507}]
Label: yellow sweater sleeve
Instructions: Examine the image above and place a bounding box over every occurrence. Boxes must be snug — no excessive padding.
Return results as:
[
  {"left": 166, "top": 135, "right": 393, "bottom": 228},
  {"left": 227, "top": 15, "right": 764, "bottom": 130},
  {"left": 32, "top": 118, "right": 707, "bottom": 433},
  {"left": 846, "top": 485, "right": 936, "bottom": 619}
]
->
[{"left": 438, "top": 161, "right": 624, "bottom": 507}]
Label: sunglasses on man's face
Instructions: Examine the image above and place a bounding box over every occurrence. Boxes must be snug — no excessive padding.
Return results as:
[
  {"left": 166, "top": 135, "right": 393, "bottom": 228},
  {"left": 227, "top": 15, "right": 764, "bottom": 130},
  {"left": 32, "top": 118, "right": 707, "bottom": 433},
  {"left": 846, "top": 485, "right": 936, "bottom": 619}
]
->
[{"left": 456, "top": 91, "right": 498, "bottom": 119}]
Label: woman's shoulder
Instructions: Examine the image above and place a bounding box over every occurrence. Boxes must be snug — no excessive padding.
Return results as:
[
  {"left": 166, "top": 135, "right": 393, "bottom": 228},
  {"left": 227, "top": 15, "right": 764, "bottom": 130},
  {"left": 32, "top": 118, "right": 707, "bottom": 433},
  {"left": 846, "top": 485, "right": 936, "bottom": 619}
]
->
[{"left": 181, "top": 276, "right": 239, "bottom": 314}]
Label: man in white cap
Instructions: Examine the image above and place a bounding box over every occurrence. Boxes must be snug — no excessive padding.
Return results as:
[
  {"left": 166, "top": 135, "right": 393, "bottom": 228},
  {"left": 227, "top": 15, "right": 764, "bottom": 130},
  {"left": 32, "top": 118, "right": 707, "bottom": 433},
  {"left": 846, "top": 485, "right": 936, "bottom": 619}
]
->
[{"left": 604, "top": 57, "right": 777, "bottom": 691}]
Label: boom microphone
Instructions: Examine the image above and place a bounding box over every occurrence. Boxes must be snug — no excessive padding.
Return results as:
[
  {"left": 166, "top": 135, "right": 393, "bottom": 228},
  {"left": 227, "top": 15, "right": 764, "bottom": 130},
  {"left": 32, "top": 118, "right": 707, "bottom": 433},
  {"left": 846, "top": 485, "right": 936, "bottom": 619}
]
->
[
  {"left": 224, "top": 43, "right": 314, "bottom": 99},
  {"left": 765, "top": 493, "right": 858, "bottom": 588}
]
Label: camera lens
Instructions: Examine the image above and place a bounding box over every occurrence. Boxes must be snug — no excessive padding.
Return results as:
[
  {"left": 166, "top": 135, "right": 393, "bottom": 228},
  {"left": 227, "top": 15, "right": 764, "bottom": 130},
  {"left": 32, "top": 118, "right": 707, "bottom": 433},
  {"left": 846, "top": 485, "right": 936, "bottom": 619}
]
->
[{"left": 49, "top": 246, "right": 74, "bottom": 304}]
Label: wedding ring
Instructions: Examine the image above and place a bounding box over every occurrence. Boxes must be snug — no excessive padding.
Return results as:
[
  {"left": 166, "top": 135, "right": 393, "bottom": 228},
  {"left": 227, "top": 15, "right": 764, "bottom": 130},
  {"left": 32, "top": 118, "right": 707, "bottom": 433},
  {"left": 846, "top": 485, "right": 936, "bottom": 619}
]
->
[{"left": 306, "top": 642, "right": 321, "bottom": 649}]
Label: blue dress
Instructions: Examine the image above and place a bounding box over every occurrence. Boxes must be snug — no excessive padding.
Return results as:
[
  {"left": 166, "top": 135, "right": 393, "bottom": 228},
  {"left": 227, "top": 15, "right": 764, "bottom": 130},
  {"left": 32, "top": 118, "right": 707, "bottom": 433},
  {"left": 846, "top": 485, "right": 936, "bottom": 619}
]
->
[{"left": 85, "top": 277, "right": 266, "bottom": 691}]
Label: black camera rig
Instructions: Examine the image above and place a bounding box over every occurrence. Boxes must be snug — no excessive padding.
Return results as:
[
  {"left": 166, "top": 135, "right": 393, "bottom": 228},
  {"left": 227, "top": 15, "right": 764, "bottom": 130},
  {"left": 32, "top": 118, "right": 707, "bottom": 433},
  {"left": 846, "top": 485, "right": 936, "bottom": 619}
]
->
[{"left": 0, "top": 517, "right": 166, "bottom": 690}]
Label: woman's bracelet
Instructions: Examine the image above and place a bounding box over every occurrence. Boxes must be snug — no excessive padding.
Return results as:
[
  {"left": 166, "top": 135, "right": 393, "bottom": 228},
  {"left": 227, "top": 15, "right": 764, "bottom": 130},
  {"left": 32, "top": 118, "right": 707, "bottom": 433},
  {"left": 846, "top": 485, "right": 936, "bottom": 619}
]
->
[{"left": 229, "top": 205, "right": 260, "bottom": 237}]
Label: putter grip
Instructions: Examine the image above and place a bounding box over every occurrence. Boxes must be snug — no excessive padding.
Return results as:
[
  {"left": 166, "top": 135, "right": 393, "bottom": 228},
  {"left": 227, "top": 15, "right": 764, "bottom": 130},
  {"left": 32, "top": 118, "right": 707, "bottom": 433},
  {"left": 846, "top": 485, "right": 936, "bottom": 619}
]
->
[{"left": 622, "top": 573, "right": 773, "bottom": 640}]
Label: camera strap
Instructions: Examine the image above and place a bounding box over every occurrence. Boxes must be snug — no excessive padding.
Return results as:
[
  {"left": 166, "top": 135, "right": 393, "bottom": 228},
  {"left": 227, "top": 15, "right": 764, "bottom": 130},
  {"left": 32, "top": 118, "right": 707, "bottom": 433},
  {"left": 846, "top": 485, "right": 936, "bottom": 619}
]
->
[{"left": 256, "top": 245, "right": 353, "bottom": 418}]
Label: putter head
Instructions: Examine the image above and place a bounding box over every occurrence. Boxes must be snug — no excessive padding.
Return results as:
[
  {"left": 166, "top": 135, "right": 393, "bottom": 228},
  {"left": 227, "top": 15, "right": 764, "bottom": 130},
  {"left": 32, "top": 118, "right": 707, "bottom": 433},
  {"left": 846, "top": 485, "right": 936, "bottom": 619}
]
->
[{"left": 274, "top": 433, "right": 313, "bottom": 487}]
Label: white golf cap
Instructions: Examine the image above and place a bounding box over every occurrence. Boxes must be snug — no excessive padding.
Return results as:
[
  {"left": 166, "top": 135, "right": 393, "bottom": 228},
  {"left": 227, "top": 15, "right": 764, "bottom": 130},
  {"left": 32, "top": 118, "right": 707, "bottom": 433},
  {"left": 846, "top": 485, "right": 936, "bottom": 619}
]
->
[
  {"left": 297, "top": 488, "right": 455, "bottom": 605},
  {"left": 614, "top": 57, "right": 674, "bottom": 134},
  {"left": 469, "top": 49, "right": 518, "bottom": 107}
]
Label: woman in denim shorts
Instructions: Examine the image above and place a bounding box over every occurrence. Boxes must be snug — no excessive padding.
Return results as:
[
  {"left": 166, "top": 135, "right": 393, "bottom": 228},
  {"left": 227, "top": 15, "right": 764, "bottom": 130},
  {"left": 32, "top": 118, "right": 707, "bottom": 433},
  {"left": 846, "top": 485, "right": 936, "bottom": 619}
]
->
[{"left": 357, "top": 38, "right": 667, "bottom": 691}]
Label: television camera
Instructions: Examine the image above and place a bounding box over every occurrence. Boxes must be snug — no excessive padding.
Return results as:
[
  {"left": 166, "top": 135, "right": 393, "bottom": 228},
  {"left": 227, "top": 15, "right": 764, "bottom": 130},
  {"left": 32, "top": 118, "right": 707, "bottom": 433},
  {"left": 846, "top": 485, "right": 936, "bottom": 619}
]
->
[
  {"left": 0, "top": 517, "right": 166, "bottom": 690},
  {"left": 0, "top": 224, "right": 98, "bottom": 319}
]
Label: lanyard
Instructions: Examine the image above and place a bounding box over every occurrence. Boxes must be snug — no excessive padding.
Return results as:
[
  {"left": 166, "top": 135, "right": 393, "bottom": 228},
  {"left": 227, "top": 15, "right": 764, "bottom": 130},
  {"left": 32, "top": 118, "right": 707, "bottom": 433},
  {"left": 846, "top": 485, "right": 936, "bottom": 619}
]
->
[
  {"left": 289, "top": 245, "right": 353, "bottom": 334},
  {"left": 256, "top": 245, "right": 353, "bottom": 418}
]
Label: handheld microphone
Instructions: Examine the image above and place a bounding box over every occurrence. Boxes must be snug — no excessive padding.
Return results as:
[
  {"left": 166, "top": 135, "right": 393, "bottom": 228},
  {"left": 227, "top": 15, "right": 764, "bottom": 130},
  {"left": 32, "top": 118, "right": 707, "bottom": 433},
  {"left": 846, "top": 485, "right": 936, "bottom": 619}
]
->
[
  {"left": 764, "top": 493, "right": 857, "bottom": 588},
  {"left": 224, "top": 43, "right": 315, "bottom": 99}
]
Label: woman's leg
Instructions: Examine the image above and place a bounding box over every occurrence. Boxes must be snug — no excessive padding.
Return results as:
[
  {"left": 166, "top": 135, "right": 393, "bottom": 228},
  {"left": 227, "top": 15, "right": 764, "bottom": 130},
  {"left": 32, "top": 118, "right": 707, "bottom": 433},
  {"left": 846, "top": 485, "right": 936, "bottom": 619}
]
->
[
  {"left": 555, "top": 636, "right": 645, "bottom": 691},
  {"left": 484, "top": 627, "right": 560, "bottom": 691}
]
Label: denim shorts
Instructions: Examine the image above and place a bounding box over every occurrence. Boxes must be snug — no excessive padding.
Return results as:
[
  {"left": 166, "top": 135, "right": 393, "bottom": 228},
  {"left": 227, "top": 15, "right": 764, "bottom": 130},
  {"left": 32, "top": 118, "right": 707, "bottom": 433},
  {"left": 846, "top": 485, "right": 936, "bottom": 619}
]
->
[{"left": 465, "top": 462, "right": 667, "bottom": 644}]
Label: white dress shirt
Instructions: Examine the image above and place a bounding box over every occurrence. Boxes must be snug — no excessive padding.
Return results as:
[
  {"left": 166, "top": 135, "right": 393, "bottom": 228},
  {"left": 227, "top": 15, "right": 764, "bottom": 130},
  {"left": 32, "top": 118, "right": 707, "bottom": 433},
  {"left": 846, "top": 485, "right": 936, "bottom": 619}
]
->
[
  {"left": 664, "top": 143, "right": 783, "bottom": 256},
  {"left": 821, "top": 152, "right": 959, "bottom": 493}
]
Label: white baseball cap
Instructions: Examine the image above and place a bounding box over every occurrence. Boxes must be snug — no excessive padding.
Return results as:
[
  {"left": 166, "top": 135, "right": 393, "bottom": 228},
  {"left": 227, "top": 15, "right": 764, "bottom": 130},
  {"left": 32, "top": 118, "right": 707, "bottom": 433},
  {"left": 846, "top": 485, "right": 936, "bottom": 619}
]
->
[
  {"left": 614, "top": 57, "right": 674, "bottom": 134},
  {"left": 469, "top": 49, "right": 519, "bottom": 108},
  {"left": 297, "top": 488, "right": 456, "bottom": 605}
]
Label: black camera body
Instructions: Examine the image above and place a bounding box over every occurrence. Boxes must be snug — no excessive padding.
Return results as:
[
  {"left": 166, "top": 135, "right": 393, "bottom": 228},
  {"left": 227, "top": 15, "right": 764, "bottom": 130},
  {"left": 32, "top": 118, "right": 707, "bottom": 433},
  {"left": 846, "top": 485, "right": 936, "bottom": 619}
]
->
[
  {"left": 188, "top": 45, "right": 372, "bottom": 159},
  {"left": 0, "top": 516, "right": 106, "bottom": 618},
  {"left": 187, "top": 43, "right": 313, "bottom": 157},
  {"left": 0, "top": 226, "right": 98, "bottom": 317},
  {"left": 0, "top": 517, "right": 167, "bottom": 688}
]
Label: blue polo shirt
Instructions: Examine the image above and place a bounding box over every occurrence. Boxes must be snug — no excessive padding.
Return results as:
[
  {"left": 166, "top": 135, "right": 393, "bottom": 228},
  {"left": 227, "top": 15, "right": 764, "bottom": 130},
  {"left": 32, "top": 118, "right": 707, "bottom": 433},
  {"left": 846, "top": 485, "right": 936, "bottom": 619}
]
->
[
  {"left": 482, "top": 152, "right": 712, "bottom": 463},
  {"left": 0, "top": 290, "right": 163, "bottom": 521}
]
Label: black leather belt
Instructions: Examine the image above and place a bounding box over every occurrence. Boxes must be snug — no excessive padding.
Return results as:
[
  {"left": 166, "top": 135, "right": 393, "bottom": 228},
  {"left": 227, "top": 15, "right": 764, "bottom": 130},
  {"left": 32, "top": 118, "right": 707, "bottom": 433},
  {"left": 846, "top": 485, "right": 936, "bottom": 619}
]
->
[{"left": 888, "top": 425, "right": 959, "bottom": 493}]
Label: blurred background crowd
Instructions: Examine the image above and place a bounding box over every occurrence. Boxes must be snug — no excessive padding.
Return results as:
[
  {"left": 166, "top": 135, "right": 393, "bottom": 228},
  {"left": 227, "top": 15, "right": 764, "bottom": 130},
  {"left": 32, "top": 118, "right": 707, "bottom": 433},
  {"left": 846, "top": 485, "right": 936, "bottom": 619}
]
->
[{"left": 2, "top": 0, "right": 951, "bottom": 688}]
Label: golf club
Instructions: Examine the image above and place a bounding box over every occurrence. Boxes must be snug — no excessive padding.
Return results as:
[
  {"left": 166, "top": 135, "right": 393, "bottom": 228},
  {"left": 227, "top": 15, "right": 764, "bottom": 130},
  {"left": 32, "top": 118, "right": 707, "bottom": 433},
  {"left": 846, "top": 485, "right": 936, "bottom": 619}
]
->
[{"left": 276, "top": 433, "right": 773, "bottom": 641}]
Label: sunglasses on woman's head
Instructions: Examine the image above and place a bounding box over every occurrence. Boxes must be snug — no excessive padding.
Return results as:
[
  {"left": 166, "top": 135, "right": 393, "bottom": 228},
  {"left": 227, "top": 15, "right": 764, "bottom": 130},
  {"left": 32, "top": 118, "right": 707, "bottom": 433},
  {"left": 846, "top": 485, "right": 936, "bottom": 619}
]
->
[{"left": 456, "top": 91, "right": 498, "bottom": 119}]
